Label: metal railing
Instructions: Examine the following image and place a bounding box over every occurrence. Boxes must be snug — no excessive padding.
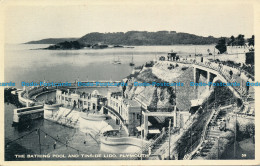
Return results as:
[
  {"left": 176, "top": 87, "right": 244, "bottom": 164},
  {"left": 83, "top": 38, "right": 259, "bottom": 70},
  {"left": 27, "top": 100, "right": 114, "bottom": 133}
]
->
[
  {"left": 133, "top": 128, "right": 170, "bottom": 160},
  {"left": 163, "top": 59, "right": 248, "bottom": 100}
]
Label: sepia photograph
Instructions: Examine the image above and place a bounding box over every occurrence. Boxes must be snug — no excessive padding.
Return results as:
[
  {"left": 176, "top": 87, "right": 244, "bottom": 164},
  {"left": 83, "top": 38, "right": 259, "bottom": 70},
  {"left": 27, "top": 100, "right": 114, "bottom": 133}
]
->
[{"left": 1, "top": 0, "right": 259, "bottom": 165}]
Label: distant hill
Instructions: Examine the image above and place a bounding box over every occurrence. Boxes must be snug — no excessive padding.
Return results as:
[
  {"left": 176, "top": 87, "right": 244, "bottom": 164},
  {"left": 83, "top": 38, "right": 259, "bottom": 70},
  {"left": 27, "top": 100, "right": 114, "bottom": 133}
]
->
[
  {"left": 77, "top": 31, "right": 220, "bottom": 45},
  {"left": 35, "top": 31, "right": 221, "bottom": 50},
  {"left": 25, "top": 38, "right": 78, "bottom": 44}
]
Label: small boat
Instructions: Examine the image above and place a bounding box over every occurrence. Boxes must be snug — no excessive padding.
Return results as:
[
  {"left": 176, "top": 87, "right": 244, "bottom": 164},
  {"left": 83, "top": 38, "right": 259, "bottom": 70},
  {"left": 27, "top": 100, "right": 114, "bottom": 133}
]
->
[
  {"left": 113, "top": 61, "right": 121, "bottom": 64},
  {"left": 113, "top": 55, "right": 121, "bottom": 64},
  {"left": 129, "top": 54, "right": 135, "bottom": 66}
]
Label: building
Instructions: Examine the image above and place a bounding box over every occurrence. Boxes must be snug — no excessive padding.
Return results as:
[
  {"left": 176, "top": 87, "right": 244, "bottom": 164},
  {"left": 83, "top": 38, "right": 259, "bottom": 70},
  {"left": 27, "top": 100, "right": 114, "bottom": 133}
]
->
[
  {"left": 107, "top": 91, "right": 142, "bottom": 136},
  {"left": 167, "top": 52, "right": 178, "bottom": 61},
  {"left": 56, "top": 89, "right": 106, "bottom": 111}
]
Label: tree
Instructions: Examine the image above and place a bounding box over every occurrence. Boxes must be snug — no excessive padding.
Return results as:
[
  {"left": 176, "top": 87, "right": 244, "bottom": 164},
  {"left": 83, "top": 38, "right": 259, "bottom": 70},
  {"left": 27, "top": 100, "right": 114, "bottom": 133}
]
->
[
  {"left": 228, "top": 35, "right": 235, "bottom": 46},
  {"left": 215, "top": 37, "right": 227, "bottom": 54},
  {"left": 248, "top": 35, "right": 254, "bottom": 47},
  {"left": 236, "top": 34, "right": 245, "bottom": 46}
]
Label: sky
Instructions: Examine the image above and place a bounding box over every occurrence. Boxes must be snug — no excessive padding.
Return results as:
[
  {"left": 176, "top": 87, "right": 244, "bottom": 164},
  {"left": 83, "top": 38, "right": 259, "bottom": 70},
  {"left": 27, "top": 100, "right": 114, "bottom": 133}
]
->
[{"left": 4, "top": 0, "right": 255, "bottom": 43}]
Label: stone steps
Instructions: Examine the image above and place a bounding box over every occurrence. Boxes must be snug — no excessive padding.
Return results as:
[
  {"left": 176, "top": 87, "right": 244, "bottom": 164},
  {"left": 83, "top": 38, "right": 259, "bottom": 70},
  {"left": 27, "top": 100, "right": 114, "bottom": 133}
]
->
[{"left": 150, "top": 134, "right": 170, "bottom": 155}]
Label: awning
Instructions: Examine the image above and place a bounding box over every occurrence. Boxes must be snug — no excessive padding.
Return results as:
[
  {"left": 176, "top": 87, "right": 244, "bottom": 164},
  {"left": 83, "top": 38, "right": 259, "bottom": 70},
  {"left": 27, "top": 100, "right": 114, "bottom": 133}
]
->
[
  {"left": 136, "top": 126, "right": 142, "bottom": 131},
  {"left": 141, "top": 121, "right": 152, "bottom": 127},
  {"left": 136, "top": 122, "right": 153, "bottom": 131},
  {"left": 148, "top": 129, "right": 161, "bottom": 134}
]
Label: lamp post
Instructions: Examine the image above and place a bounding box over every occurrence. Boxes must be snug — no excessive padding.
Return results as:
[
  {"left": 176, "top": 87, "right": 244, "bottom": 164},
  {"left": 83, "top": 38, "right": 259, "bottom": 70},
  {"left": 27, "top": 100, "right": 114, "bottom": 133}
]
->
[
  {"left": 141, "top": 127, "right": 143, "bottom": 160},
  {"left": 214, "top": 48, "right": 215, "bottom": 61},
  {"left": 37, "top": 128, "right": 42, "bottom": 154},
  {"left": 234, "top": 112, "right": 237, "bottom": 159},
  {"left": 217, "top": 136, "right": 225, "bottom": 159},
  {"left": 169, "top": 119, "right": 171, "bottom": 160},
  {"left": 175, "top": 83, "right": 177, "bottom": 106},
  {"left": 190, "top": 125, "right": 193, "bottom": 151},
  {"left": 217, "top": 136, "right": 220, "bottom": 159},
  {"left": 140, "top": 108, "right": 143, "bottom": 160}
]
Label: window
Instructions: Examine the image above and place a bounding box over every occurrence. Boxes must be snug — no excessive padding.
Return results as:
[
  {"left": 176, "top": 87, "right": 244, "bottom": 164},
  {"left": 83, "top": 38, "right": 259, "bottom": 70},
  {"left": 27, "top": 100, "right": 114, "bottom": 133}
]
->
[
  {"left": 116, "top": 103, "right": 118, "bottom": 107},
  {"left": 84, "top": 101, "right": 87, "bottom": 105},
  {"left": 137, "top": 114, "right": 140, "bottom": 119},
  {"left": 62, "top": 96, "right": 64, "bottom": 100}
]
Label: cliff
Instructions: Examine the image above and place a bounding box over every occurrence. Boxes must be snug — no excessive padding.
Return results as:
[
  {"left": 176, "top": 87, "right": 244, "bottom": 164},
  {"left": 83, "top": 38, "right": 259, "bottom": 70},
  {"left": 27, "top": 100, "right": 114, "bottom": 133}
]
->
[
  {"left": 124, "top": 68, "right": 175, "bottom": 112},
  {"left": 123, "top": 62, "right": 199, "bottom": 112}
]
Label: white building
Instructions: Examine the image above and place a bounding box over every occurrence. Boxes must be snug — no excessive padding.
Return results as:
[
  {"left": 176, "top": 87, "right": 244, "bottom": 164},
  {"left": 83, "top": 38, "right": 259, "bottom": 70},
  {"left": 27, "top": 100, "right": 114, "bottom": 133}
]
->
[
  {"left": 56, "top": 89, "right": 105, "bottom": 111},
  {"left": 107, "top": 91, "right": 142, "bottom": 136}
]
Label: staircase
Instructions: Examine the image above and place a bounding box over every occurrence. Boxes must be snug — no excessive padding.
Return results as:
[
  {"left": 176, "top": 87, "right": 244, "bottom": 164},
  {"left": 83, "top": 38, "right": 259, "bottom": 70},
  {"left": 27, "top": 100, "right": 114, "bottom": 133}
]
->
[
  {"left": 150, "top": 132, "right": 169, "bottom": 155},
  {"left": 65, "top": 104, "right": 76, "bottom": 117},
  {"left": 207, "top": 127, "right": 223, "bottom": 138},
  {"left": 132, "top": 128, "right": 170, "bottom": 160},
  {"left": 191, "top": 106, "right": 231, "bottom": 159}
]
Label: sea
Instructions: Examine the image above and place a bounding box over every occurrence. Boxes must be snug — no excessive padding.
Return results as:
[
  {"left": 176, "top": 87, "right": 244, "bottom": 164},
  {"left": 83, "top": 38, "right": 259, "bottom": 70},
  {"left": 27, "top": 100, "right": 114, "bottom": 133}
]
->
[{"left": 4, "top": 44, "right": 219, "bottom": 87}]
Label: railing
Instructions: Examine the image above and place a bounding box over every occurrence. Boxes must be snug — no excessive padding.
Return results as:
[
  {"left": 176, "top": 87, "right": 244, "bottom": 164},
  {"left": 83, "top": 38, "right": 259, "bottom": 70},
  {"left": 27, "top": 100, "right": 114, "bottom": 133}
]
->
[
  {"left": 133, "top": 128, "right": 169, "bottom": 159},
  {"left": 104, "top": 105, "right": 129, "bottom": 135},
  {"left": 104, "top": 106, "right": 125, "bottom": 124},
  {"left": 184, "top": 103, "right": 235, "bottom": 160},
  {"left": 176, "top": 58, "right": 254, "bottom": 81},
  {"left": 176, "top": 59, "right": 248, "bottom": 99},
  {"left": 183, "top": 107, "right": 216, "bottom": 160},
  {"left": 147, "top": 127, "right": 180, "bottom": 159}
]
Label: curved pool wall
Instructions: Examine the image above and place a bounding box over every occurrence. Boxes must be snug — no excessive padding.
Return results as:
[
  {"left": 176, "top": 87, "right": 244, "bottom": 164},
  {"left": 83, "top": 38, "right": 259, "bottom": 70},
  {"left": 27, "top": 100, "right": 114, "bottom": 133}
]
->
[
  {"left": 18, "top": 87, "right": 56, "bottom": 106},
  {"left": 79, "top": 113, "right": 111, "bottom": 132},
  {"left": 100, "top": 143, "right": 142, "bottom": 154},
  {"left": 80, "top": 112, "right": 110, "bottom": 121},
  {"left": 100, "top": 136, "right": 149, "bottom": 147},
  {"left": 43, "top": 103, "right": 63, "bottom": 119},
  {"left": 100, "top": 136, "right": 150, "bottom": 153},
  {"left": 18, "top": 91, "right": 35, "bottom": 106}
]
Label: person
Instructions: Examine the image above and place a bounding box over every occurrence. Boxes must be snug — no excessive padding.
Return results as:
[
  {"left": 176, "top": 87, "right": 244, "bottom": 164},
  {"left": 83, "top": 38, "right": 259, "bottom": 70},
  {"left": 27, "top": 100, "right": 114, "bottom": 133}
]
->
[
  {"left": 53, "top": 141, "right": 57, "bottom": 149},
  {"left": 246, "top": 80, "right": 250, "bottom": 95},
  {"left": 229, "top": 69, "right": 233, "bottom": 77},
  {"left": 162, "top": 127, "right": 165, "bottom": 133},
  {"left": 148, "top": 146, "right": 152, "bottom": 156}
]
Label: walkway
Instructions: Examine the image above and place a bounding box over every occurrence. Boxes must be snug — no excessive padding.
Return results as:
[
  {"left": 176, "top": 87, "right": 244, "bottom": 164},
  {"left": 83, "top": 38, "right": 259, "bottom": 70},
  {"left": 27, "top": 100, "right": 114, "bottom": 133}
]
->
[{"left": 175, "top": 60, "right": 245, "bottom": 99}]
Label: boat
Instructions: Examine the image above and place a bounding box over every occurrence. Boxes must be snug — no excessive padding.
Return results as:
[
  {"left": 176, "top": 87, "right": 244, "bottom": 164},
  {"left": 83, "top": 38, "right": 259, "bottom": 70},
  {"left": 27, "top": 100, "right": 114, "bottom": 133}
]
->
[
  {"left": 129, "top": 53, "right": 135, "bottom": 66},
  {"left": 112, "top": 55, "right": 121, "bottom": 64}
]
